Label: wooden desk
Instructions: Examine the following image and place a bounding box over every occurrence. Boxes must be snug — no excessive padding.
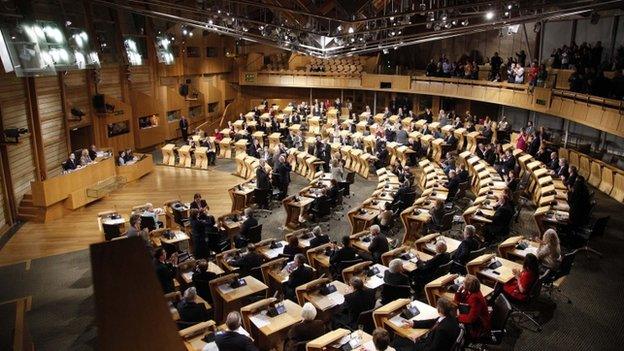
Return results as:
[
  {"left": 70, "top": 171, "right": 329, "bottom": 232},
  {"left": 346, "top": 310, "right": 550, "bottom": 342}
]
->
[
  {"left": 283, "top": 195, "right": 315, "bottom": 230},
  {"left": 160, "top": 230, "right": 190, "bottom": 252},
  {"left": 229, "top": 181, "right": 256, "bottom": 213},
  {"left": 373, "top": 298, "right": 439, "bottom": 341},
  {"left": 466, "top": 254, "right": 523, "bottom": 286},
  {"left": 306, "top": 328, "right": 373, "bottom": 351},
  {"left": 30, "top": 156, "right": 117, "bottom": 220},
  {"left": 306, "top": 243, "right": 332, "bottom": 271},
  {"left": 241, "top": 298, "right": 303, "bottom": 350},
  {"left": 341, "top": 261, "right": 388, "bottom": 290},
  {"left": 424, "top": 273, "right": 494, "bottom": 307},
  {"left": 348, "top": 208, "right": 381, "bottom": 235},
  {"left": 217, "top": 137, "right": 232, "bottom": 158},
  {"left": 400, "top": 207, "right": 432, "bottom": 245},
  {"left": 497, "top": 236, "right": 540, "bottom": 262},
  {"left": 180, "top": 321, "right": 217, "bottom": 351},
  {"left": 256, "top": 239, "right": 288, "bottom": 260},
  {"left": 415, "top": 233, "right": 461, "bottom": 256},
  {"left": 209, "top": 274, "right": 268, "bottom": 322},
  {"left": 296, "top": 278, "right": 350, "bottom": 313},
  {"left": 381, "top": 246, "right": 433, "bottom": 273},
  {"left": 116, "top": 154, "right": 154, "bottom": 182},
  {"left": 180, "top": 262, "right": 225, "bottom": 285}
]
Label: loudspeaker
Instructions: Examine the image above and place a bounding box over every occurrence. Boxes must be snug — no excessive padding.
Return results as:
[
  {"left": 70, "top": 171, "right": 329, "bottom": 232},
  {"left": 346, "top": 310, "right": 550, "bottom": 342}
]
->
[
  {"left": 179, "top": 84, "right": 189, "bottom": 96},
  {"left": 93, "top": 94, "right": 105, "bottom": 111}
]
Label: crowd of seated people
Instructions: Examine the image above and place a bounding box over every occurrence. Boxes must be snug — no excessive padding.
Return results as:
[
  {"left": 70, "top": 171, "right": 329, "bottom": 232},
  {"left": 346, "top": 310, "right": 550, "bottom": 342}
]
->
[
  {"left": 135, "top": 98, "right": 611, "bottom": 351},
  {"left": 62, "top": 145, "right": 106, "bottom": 172}
]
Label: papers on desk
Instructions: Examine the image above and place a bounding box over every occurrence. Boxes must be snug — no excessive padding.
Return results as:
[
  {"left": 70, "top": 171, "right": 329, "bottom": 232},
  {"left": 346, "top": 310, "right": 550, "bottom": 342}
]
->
[
  {"left": 520, "top": 246, "right": 538, "bottom": 256},
  {"left": 182, "top": 271, "right": 192, "bottom": 283},
  {"left": 425, "top": 242, "right": 437, "bottom": 253},
  {"left": 388, "top": 313, "right": 408, "bottom": 327},
  {"left": 365, "top": 274, "right": 385, "bottom": 289},
  {"left": 299, "top": 238, "right": 312, "bottom": 247},
  {"left": 263, "top": 242, "right": 286, "bottom": 259},
  {"left": 479, "top": 268, "right": 501, "bottom": 281},
  {"left": 333, "top": 333, "right": 363, "bottom": 350},
  {"left": 103, "top": 217, "right": 125, "bottom": 225},
  {"left": 218, "top": 283, "right": 235, "bottom": 294},
  {"left": 250, "top": 311, "right": 272, "bottom": 329}
]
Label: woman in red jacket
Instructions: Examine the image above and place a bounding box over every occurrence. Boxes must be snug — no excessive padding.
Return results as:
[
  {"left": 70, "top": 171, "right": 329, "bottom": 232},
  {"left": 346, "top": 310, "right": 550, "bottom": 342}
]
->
[
  {"left": 503, "top": 253, "right": 539, "bottom": 302},
  {"left": 454, "top": 274, "right": 491, "bottom": 340}
]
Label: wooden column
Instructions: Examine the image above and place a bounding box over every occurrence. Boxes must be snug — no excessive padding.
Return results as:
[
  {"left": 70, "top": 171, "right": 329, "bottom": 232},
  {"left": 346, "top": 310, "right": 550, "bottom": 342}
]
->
[
  {"left": 57, "top": 72, "right": 73, "bottom": 154},
  {"left": 23, "top": 77, "right": 46, "bottom": 181},
  {"left": 0, "top": 106, "right": 17, "bottom": 225}
]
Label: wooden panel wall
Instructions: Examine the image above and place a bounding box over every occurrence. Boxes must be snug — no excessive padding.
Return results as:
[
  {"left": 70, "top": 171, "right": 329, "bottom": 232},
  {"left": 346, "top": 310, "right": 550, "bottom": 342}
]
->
[
  {"left": 64, "top": 70, "right": 93, "bottom": 130},
  {"left": 98, "top": 63, "right": 123, "bottom": 100},
  {"left": 129, "top": 65, "right": 152, "bottom": 96},
  {"left": 0, "top": 72, "right": 36, "bottom": 203},
  {"left": 35, "top": 76, "right": 68, "bottom": 178}
]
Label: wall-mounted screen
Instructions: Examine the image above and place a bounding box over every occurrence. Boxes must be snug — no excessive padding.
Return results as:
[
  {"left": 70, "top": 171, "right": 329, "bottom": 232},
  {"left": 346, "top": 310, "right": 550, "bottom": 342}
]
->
[
  {"left": 107, "top": 121, "right": 130, "bottom": 137},
  {"left": 167, "top": 110, "right": 181, "bottom": 123}
]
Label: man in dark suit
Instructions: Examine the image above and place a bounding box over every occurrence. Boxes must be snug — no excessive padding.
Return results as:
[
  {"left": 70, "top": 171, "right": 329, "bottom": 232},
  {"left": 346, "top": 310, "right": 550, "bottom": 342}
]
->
[
  {"left": 63, "top": 153, "right": 79, "bottom": 172},
  {"left": 329, "top": 236, "right": 360, "bottom": 278},
  {"left": 177, "top": 287, "right": 209, "bottom": 324},
  {"left": 450, "top": 225, "right": 480, "bottom": 274},
  {"left": 444, "top": 133, "right": 457, "bottom": 149},
  {"left": 414, "top": 241, "right": 451, "bottom": 286},
  {"left": 192, "top": 260, "right": 217, "bottom": 303},
  {"left": 367, "top": 225, "right": 389, "bottom": 263},
  {"left": 215, "top": 312, "right": 258, "bottom": 351},
  {"left": 179, "top": 115, "right": 189, "bottom": 141},
  {"left": 384, "top": 258, "right": 410, "bottom": 286},
  {"left": 237, "top": 208, "right": 259, "bottom": 244},
  {"left": 445, "top": 170, "right": 461, "bottom": 200},
  {"left": 154, "top": 248, "right": 177, "bottom": 293},
  {"left": 190, "top": 193, "right": 208, "bottom": 211},
  {"left": 483, "top": 196, "right": 514, "bottom": 244},
  {"left": 309, "top": 226, "right": 330, "bottom": 248},
  {"left": 457, "top": 164, "right": 469, "bottom": 183},
  {"left": 275, "top": 155, "right": 292, "bottom": 198},
  {"left": 255, "top": 161, "right": 271, "bottom": 209},
  {"left": 404, "top": 297, "right": 461, "bottom": 351},
  {"left": 284, "top": 254, "right": 315, "bottom": 301},
  {"left": 339, "top": 277, "right": 376, "bottom": 328},
  {"left": 392, "top": 180, "right": 413, "bottom": 212},
  {"left": 228, "top": 243, "right": 264, "bottom": 274}
]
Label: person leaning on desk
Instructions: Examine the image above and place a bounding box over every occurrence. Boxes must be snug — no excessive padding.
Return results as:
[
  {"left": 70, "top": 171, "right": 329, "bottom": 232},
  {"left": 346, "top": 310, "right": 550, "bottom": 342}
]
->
[{"left": 401, "top": 297, "right": 461, "bottom": 351}]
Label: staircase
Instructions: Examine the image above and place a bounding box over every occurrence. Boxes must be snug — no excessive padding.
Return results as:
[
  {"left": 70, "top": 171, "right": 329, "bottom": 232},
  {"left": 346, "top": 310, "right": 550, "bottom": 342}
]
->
[{"left": 17, "top": 194, "right": 46, "bottom": 223}]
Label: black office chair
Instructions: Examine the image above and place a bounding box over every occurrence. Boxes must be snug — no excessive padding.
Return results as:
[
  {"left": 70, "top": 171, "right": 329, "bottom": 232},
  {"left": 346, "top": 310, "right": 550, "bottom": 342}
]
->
[
  {"left": 103, "top": 223, "right": 121, "bottom": 241},
  {"left": 332, "top": 258, "right": 363, "bottom": 281},
  {"left": 431, "top": 260, "right": 453, "bottom": 281},
  {"left": 355, "top": 308, "right": 376, "bottom": 334},
  {"left": 309, "top": 197, "right": 332, "bottom": 230},
  {"left": 380, "top": 283, "right": 411, "bottom": 305},
  {"left": 249, "top": 266, "right": 265, "bottom": 283},
  {"left": 173, "top": 207, "right": 191, "bottom": 231},
  {"left": 344, "top": 171, "right": 356, "bottom": 197},
  {"left": 430, "top": 211, "right": 456, "bottom": 235},
  {"left": 140, "top": 215, "right": 157, "bottom": 232},
  {"left": 253, "top": 188, "right": 273, "bottom": 217},
  {"left": 541, "top": 250, "right": 577, "bottom": 304},
  {"left": 509, "top": 275, "right": 544, "bottom": 332},
  {"left": 466, "top": 295, "right": 512, "bottom": 350},
  {"left": 246, "top": 224, "right": 263, "bottom": 244},
  {"left": 570, "top": 216, "right": 608, "bottom": 257}
]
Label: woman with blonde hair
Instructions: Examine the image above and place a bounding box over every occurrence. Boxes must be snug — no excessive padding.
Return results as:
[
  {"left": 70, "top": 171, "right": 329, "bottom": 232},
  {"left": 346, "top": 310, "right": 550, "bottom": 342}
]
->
[{"left": 537, "top": 229, "right": 561, "bottom": 271}]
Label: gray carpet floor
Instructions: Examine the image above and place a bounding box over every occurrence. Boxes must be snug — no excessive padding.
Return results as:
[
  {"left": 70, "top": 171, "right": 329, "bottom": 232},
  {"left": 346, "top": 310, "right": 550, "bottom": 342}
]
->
[{"left": 1, "top": 160, "right": 623, "bottom": 350}]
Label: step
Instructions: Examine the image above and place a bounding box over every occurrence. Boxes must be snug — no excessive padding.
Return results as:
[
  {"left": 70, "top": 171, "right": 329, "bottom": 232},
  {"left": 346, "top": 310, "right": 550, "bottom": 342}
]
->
[
  {"left": 19, "top": 198, "right": 34, "bottom": 207},
  {"left": 21, "top": 193, "right": 32, "bottom": 200},
  {"left": 17, "top": 206, "right": 41, "bottom": 216},
  {"left": 17, "top": 213, "right": 43, "bottom": 223}
]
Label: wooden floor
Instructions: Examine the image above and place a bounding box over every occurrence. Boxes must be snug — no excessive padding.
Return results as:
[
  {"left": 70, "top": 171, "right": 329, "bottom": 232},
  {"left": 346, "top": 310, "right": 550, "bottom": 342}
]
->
[{"left": 0, "top": 164, "right": 242, "bottom": 266}]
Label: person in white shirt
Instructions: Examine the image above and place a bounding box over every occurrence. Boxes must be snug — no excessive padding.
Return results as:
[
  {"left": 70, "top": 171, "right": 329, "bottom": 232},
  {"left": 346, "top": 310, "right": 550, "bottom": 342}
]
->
[{"left": 514, "top": 65, "right": 525, "bottom": 84}]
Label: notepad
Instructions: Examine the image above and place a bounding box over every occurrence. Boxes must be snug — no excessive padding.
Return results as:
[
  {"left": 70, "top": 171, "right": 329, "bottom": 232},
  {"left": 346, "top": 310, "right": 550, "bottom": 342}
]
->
[
  {"left": 218, "top": 283, "right": 234, "bottom": 293},
  {"left": 389, "top": 313, "right": 408, "bottom": 326},
  {"left": 250, "top": 312, "right": 271, "bottom": 328}
]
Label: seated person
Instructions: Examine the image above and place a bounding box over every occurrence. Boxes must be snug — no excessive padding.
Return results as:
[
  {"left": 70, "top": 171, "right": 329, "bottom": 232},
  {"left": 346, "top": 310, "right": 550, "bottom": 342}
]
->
[
  {"left": 285, "top": 303, "right": 325, "bottom": 351},
  {"left": 141, "top": 202, "right": 163, "bottom": 229},
  {"left": 309, "top": 225, "right": 329, "bottom": 248},
  {"left": 371, "top": 328, "right": 396, "bottom": 351},
  {"left": 378, "top": 202, "right": 394, "bottom": 229},
  {"left": 215, "top": 311, "right": 258, "bottom": 351},
  {"left": 536, "top": 229, "right": 562, "bottom": 272},
  {"left": 450, "top": 225, "right": 480, "bottom": 274},
  {"left": 457, "top": 163, "right": 469, "bottom": 183},
  {"left": 192, "top": 260, "right": 217, "bottom": 303},
  {"left": 190, "top": 193, "right": 209, "bottom": 210},
  {"left": 442, "top": 153, "right": 456, "bottom": 174},
  {"left": 483, "top": 195, "right": 514, "bottom": 244},
  {"left": 491, "top": 253, "right": 539, "bottom": 304},
  {"left": 384, "top": 258, "right": 409, "bottom": 286},
  {"left": 282, "top": 235, "right": 301, "bottom": 259},
  {"left": 227, "top": 243, "right": 265, "bottom": 274},
  {"left": 79, "top": 149, "right": 92, "bottom": 166},
  {"left": 284, "top": 254, "right": 315, "bottom": 301},
  {"left": 236, "top": 208, "right": 259, "bottom": 247},
  {"left": 154, "top": 248, "right": 177, "bottom": 293},
  {"left": 401, "top": 297, "right": 461, "bottom": 351},
  {"left": 413, "top": 241, "right": 451, "bottom": 286},
  {"left": 428, "top": 199, "right": 446, "bottom": 229},
  {"left": 88, "top": 145, "right": 98, "bottom": 160},
  {"left": 63, "top": 153, "right": 79, "bottom": 171},
  {"left": 117, "top": 151, "right": 126, "bottom": 166},
  {"left": 337, "top": 277, "right": 376, "bottom": 329},
  {"left": 453, "top": 275, "right": 491, "bottom": 340},
  {"left": 327, "top": 179, "right": 340, "bottom": 206},
  {"left": 176, "top": 287, "right": 210, "bottom": 325},
  {"left": 329, "top": 236, "right": 360, "bottom": 276},
  {"left": 445, "top": 170, "right": 461, "bottom": 200},
  {"left": 367, "top": 225, "right": 390, "bottom": 263}
]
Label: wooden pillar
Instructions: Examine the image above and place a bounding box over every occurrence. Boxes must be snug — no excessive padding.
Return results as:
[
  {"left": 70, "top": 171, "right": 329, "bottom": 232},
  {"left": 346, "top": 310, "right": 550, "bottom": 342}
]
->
[
  {"left": 0, "top": 106, "right": 17, "bottom": 224},
  {"left": 82, "top": 0, "right": 99, "bottom": 146},
  {"left": 57, "top": 72, "right": 73, "bottom": 154},
  {"left": 23, "top": 77, "right": 46, "bottom": 181}
]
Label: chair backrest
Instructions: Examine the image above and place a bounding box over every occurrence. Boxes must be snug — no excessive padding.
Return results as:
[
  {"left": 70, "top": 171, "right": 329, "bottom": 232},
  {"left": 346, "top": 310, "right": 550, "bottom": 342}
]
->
[
  {"left": 103, "top": 224, "right": 122, "bottom": 240},
  {"left": 141, "top": 215, "right": 157, "bottom": 231},
  {"left": 451, "top": 324, "right": 466, "bottom": 351},
  {"left": 491, "top": 294, "right": 512, "bottom": 330},
  {"left": 555, "top": 251, "right": 577, "bottom": 279},
  {"left": 431, "top": 260, "right": 453, "bottom": 280},
  {"left": 355, "top": 308, "right": 376, "bottom": 334},
  {"left": 591, "top": 216, "right": 609, "bottom": 238},
  {"left": 439, "top": 211, "right": 455, "bottom": 231},
  {"left": 380, "top": 283, "right": 411, "bottom": 304},
  {"left": 467, "top": 246, "right": 488, "bottom": 261},
  {"left": 249, "top": 266, "right": 264, "bottom": 283},
  {"left": 248, "top": 224, "right": 263, "bottom": 243}
]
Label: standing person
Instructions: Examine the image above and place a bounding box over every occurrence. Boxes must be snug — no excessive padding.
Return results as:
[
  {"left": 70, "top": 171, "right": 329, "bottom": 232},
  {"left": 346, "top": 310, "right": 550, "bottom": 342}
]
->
[
  {"left": 275, "top": 154, "right": 292, "bottom": 199},
  {"left": 179, "top": 115, "right": 189, "bottom": 142},
  {"left": 154, "top": 248, "right": 177, "bottom": 293}
]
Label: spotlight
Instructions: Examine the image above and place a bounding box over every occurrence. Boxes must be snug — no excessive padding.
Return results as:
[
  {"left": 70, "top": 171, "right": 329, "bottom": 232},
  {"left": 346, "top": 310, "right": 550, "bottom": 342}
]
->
[
  {"left": 485, "top": 11, "right": 494, "bottom": 20},
  {"left": 461, "top": 20, "right": 469, "bottom": 26},
  {"left": 452, "top": 20, "right": 458, "bottom": 25},
  {"left": 182, "top": 29, "right": 188, "bottom": 35},
  {"left": 348, "top": 27, "right": 354, "bottom": 34},
  {"left": 434, "top": 23, "right": 441, "bottom": 31},
  {"left": 382, "top": 48, "right": 389, "bottom": 54},
  {"left": 337, "top": 25, "right": 342, "bottom": 31},
  {"left": 507, "top": 4, "right": 513, "bottom": 10},
  {"left": 208, "top": 19, "right": 213, "bottom": 25},
  {"left": 504, "top": 11, "right": 509, "bottom": 16},
  {"left": 426, "top": 22, "right": 432, "bottom": 29}
]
